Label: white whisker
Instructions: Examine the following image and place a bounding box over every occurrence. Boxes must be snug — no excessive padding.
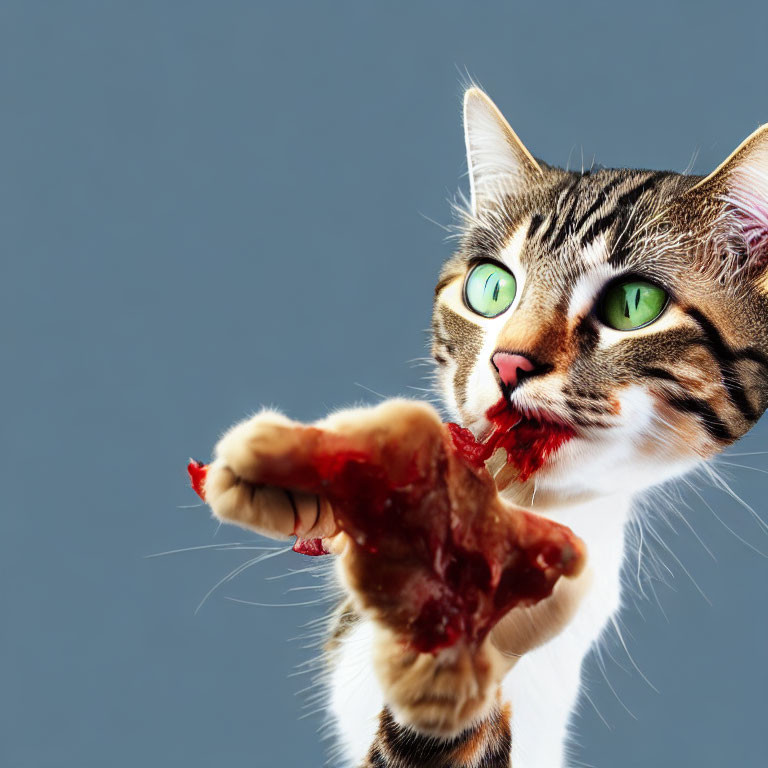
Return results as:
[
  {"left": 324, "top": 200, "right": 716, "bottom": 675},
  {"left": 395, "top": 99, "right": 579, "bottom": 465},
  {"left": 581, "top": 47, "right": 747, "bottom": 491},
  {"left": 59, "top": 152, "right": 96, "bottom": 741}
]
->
[
  {"left": 225, "top": 595, "right": 331, "bottom": 608},
  {"left": 194, "top": 546, "right": 293, "bottom": 614},
  {"left": 145, "top": 541, "right": 277, "bottom": 558}
]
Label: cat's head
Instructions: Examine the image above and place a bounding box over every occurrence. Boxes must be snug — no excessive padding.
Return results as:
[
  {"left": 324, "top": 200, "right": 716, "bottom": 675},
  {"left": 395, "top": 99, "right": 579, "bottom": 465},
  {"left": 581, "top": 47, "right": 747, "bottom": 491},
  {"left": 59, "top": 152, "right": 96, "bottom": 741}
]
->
[{"left": 433, "top": 88, "right": 768, "bottom": 508}]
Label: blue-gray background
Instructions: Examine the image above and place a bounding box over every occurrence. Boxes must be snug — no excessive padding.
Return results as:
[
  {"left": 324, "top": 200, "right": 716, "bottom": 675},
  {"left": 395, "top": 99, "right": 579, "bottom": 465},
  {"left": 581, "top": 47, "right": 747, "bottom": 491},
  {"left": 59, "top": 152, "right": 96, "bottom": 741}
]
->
[{"left": 3, "top": 2, "right": 767, "bottom": 766}]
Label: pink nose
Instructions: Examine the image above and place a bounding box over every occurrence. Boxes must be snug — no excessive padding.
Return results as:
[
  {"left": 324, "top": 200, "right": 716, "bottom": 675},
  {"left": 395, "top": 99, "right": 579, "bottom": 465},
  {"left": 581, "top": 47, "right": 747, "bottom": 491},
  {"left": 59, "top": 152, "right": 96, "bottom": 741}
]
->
[{"left": 491, "top": 352, "right": 537, "bottom": 389}]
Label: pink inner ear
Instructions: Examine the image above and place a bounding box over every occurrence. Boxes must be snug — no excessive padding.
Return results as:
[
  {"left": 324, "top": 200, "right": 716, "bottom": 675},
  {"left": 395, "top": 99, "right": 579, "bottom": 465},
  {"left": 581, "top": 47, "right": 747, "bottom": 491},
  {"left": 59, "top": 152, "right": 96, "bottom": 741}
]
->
[{"left": 726, "top": 160, "right": 768, "bottom": 267}]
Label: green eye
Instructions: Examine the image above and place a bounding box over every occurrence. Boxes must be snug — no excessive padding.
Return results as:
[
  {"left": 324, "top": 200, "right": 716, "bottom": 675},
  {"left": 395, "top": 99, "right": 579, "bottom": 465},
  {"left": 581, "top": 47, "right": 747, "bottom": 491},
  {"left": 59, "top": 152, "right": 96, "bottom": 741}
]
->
[
  {"left": 601, "top": 279, "right": 668, "bottom": 331},
  {"left": 464, "top": 262, "right": 517, "bottom": 318}
]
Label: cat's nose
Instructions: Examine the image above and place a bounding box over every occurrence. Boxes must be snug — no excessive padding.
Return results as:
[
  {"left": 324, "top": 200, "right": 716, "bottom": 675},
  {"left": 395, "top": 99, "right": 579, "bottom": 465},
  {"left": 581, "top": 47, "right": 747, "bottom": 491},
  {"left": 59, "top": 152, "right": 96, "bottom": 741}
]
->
[{"left": 491, "top": 352, "right": 538, "bottom": 390}]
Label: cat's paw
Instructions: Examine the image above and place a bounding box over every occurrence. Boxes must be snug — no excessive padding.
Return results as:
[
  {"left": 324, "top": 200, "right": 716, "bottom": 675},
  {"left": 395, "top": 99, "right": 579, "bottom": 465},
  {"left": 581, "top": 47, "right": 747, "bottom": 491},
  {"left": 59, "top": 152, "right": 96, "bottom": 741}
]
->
[
  {"left": 372, "top": 626, "right": 509, "bottom": 738},
  {"left": 204, "top": 410, "right": 335, "bottom": 541},
  {"left": 201, "top": 399, "right": 442, "bottom": 545},
  {"left": 318, "top": 399, "right": 443, "bottom": 451}
]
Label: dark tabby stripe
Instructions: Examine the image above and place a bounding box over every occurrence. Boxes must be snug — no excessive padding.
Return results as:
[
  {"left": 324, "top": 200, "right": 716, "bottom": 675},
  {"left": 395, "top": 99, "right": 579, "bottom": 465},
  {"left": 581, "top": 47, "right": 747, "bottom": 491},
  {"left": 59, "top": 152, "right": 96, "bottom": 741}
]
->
[
  {"left": 526, "top": 173, "right": 665, "bottom": 257},
  {"left": 581, "top": 173, "right": 663, "bottom": 252},
  {"left": 527, "top": 212, "right": 544, "bottom": 238},
  {"left": 640, "top": 366, "right": 681, "bottom": 383},
  {"left": 571, "top": 414, "right": 613, "bottom": 429},
  {"left": 684, "top": 307, "right": 758, "bottom": 422},
  {"left": 565, "top": 399, "right": 612, "bottom": 415},
  {"left": 572, "top": 177, "right": 624, "bottom": 234},
  {"left": 548, "top": 203, "right": 576, "bottom": 252},
  {"left": 606, "top": 174, "right": 668, "bottom": 266},
  {"left": 361, "top": 705, "right": 512, "bottom": 768},
  {"left": 547, "top": 182, "right": 582, "bottom": 251},
  {"left": 540, "top": 179, "right": 579, "bottom": 244},
  {"left": 666, "top": 394, "right": 733, "bottom": 442},
  {"left": 538, "top": 210, "right": 559, "bottom": 245},
  {"left": 641, "top": 363, "right": 734, "bottom": 441}
]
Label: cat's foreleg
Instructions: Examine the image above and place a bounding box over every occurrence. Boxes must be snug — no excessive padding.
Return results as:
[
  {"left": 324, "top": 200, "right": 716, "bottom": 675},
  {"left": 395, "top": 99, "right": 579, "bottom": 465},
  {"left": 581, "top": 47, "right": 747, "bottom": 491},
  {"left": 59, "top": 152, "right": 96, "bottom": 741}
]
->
[{"left": 327, "top": 564, "right": 592, "bottom": 766}]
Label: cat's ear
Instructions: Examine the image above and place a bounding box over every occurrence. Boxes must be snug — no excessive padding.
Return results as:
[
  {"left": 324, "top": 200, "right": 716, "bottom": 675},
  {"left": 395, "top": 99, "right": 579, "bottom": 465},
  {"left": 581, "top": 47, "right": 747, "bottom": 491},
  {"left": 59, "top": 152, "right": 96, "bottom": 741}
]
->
[
  {"left": 688, "top": 124, "right": 768, "bottom": 273},
  {"left": 463, "top": 88, "right": 543, "bottom": 215}
]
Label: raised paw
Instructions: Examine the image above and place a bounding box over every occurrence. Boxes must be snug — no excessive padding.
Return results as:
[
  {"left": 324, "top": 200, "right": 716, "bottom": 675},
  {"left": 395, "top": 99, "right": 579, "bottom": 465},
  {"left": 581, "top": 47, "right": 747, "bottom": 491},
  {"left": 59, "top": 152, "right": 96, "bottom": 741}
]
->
[
  {"left": 201, "top": 400, "right": 443, "bottom": 545},
  {"left": 195, "top": 398, "right": 586, "bottom": 659},
  {"left": 203, "top": 410, "right": 335, "bottom": 542}
]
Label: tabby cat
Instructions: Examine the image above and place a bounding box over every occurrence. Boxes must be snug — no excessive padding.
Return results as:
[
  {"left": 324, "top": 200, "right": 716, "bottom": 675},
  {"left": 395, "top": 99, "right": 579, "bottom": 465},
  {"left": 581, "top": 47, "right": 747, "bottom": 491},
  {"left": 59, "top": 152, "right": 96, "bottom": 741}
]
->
[{"left": 200, "top": 88, "right": 768, "bottom": 767}]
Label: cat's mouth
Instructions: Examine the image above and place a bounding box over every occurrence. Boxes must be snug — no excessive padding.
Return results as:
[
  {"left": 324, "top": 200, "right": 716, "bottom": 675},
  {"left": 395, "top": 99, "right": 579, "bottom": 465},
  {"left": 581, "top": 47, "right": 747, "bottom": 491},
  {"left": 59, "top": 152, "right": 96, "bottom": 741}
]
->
[{"left": 448, "top": 398, "right": 576, "bottom": 482}]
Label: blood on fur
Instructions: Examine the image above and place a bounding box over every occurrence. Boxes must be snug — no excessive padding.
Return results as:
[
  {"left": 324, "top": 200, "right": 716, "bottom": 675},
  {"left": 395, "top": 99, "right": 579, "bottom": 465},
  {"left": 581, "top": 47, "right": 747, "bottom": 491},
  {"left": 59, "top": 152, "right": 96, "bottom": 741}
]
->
[{"left": 187, "top": 406, "right": 583, "bottom": 653}]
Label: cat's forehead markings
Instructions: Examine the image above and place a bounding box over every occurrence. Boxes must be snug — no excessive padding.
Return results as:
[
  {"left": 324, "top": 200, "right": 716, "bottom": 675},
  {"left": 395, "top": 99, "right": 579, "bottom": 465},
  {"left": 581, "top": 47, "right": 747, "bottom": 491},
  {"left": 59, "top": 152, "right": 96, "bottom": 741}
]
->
[
  {"left": 579, "top": 233, "right": 611, "bottom": 268},
  {"left": 497, "top": 224, "right": 528, "bottom": 271}
]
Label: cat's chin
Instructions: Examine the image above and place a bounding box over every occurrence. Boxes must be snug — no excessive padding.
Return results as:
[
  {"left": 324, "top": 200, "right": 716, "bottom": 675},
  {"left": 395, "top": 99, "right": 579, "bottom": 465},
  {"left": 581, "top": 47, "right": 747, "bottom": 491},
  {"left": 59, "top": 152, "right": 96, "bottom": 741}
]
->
[
  {"left": 495, "top": 473, "right": 604, "bottom": 511},
  {"left": 483, "top": 436, "right": 602, "bottom": 509}
]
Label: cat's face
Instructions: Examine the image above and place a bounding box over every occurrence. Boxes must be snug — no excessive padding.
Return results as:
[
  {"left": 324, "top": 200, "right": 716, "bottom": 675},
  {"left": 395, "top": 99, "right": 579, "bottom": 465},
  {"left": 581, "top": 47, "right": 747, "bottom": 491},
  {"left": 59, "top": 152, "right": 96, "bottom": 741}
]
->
[{"left": 433, "top": 89, "right": 768, "bottom": 508}]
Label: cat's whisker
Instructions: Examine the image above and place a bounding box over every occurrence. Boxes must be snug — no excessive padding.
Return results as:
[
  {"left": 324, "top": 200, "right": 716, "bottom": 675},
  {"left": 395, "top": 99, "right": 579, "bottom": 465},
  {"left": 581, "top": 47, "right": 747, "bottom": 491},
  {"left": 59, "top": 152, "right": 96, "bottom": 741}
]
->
[
  {"left": 652, "top": 478, "right": 718, "bottom": 563},
  {"left": 630, "top": 517, "right": 649, "bottom": 599},
  {"left": 715, "top": 459, "right": 768, "bottom": 475},
  {"left": 568, "top": 757, "right": 599, "bottom": 768},
  {"left": 597, "top": 639, "right": 632, "bottom": 677},
  {"left": 683, "top": 145, "right": 701, "bottom": 176},
  {"left": 194, "top": 546, "right": 293, "bottom": 614},
  {"left": 417, "top": 210, "right": 453, "bottom": 233},
  {"left": 702, "top": 463, "right": 768, "bottom": 535},
  {"left": 266, "top": 565, "right": 328, "bottom": 581},
  {"left": 581, "top": 689, "right": 613, "bottom": 731},
  {"left": 609, "top": 616, "right": 659, "bottom": 693},
  {"left": 225, "top": 595, "right": 332, "bottom": 608},
  {"left": 644, "top": 518, "right": 711, "bottom": 605},
  {"left": 353, "top": 382, "right": 389, "bottom": 401},
  {"left": 285, "top": 584, "right": 334, "bottom": 593},
  {"left": 145, "top": 541, "right": 275, "bottom": 558},
  {"left": 683, "top": 476, "right": 768, "bottom": 558},
  {"left": 592, "top": 640, "right": 638, "bottom": 720},
  {"left": 672, "top": 505, "right": 717, "bottom": 561}
]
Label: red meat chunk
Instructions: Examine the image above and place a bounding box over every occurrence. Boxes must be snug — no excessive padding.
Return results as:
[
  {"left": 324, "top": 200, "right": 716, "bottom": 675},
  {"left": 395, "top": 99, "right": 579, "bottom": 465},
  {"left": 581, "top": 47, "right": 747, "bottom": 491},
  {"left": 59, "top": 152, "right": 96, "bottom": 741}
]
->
[
  {"left": 189, "top": 402, "right": 584, "bottom": 653},
  {"left": 447, "top": 398, "right": 575, "bottom": 481}
]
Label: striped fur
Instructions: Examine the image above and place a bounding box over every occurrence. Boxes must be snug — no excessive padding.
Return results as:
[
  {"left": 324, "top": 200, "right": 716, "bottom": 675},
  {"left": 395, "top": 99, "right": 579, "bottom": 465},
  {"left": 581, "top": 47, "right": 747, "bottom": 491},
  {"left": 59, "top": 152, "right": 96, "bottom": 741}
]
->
[
  {"left": 433, "top": 157, "right": 768, "bottom": 482},
  {"left": 362, "top": 704, "right": 512, "bottom": 768}
]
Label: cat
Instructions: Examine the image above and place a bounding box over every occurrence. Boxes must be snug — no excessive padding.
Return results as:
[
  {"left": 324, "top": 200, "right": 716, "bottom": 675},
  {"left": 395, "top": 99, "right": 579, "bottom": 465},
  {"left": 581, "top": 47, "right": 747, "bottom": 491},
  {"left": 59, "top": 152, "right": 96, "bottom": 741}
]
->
[{"left": 200, "top": 88, "right": 768, "bottom": 767}]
